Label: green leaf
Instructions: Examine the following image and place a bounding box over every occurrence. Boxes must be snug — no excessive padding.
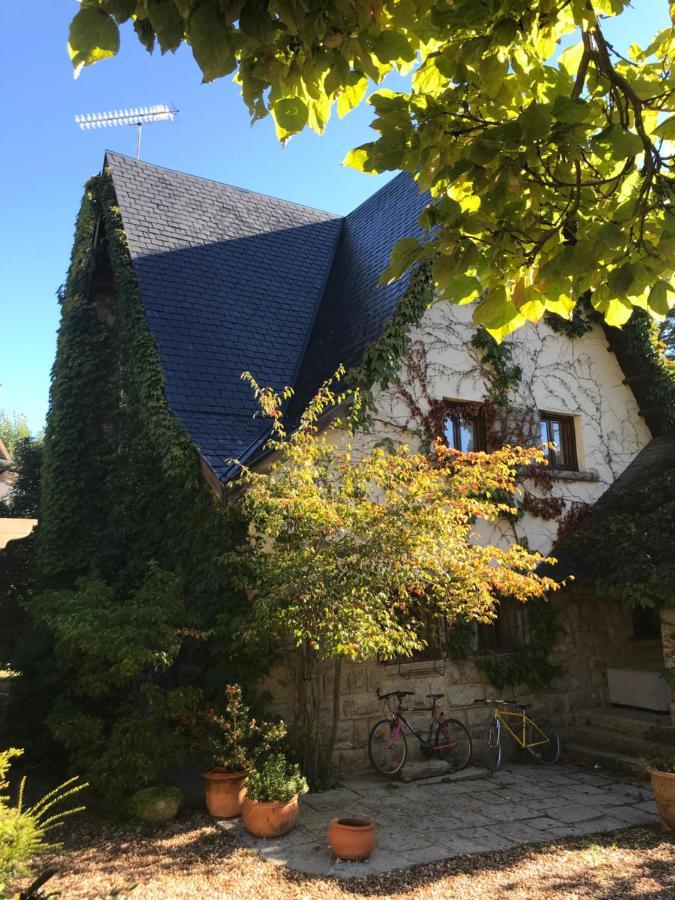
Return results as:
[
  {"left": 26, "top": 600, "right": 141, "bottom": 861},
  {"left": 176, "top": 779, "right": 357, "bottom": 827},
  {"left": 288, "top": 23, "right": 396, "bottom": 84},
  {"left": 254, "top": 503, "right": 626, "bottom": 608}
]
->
[
  {"left": 103, "top": 0, "right": 136, "bottom": 23},
  {"left": 591, "top": 285, "right": 633, "bottom": 326},
  {"left": 147, "top": 0, "right": 184, "bottom": 54},
  {"left": 607, "top": 263, "right": 636, "bottom": 296},
  {"left": 647, "top": 281, "right": 673, "bottom": 318},
  {"left": 272, "top": 97, "right": 309, "bottom": 138},
  {"left": 342, "top": 145, "right": 375, "bottom": 173},
  {"left": 188, "top": 4, "right": 235, "bottom": 83},
  {"left": 239, "top": 0, "right": 275, "bottom": 43},
  {"left": 380, "top": 237, "right": 423, "bottom": 285},
  {"left": 68, "top": 7, "right": 120, "bottom": 76},
  {"left": 519, "top": 102, "right": 551, "bottom": 141},
  {"left": 373, "top": 31, "right": 415, "bottom": 64},
  {"left": 654, "top": 115, "right": 675, "bottom": 140},
  {"left": 592, "top": 124, "right": 643, "bottom": 159},
  {"left": 551, "top": 96, "right": 594, "bottom": 125},
  {"left": 558, "top": 41, "right": 585, "bottom": 77},
  {"left": 442, "top": 274, "right": 481, "bottom": 305},
  {"left": 337, "top": 77, "right": 368, "bottom": 118},
  {"left": 472, "top": 288, "right": 525, "bottom": 342}
]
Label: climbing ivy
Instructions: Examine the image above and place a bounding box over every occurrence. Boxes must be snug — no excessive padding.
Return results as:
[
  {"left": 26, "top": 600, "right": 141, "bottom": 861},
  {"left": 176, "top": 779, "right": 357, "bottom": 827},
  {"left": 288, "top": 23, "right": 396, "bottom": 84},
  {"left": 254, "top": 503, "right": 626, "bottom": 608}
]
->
[
  {"left": 477, "top": 600, "right": 560, "bottom": 691},
  {"left": 10, "top": 172, "right": 262, "bottom": 803},
  {"left": 470, "top": 327, "right": 523, "bottom": 408},
  {"left": 348, "top": 262, "right": 433, "bottom": 431}
]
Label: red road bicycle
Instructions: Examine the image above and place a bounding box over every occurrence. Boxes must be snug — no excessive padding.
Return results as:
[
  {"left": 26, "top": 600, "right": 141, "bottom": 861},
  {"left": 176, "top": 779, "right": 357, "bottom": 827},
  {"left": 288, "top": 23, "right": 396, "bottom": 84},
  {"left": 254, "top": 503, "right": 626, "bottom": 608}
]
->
[{"left": 368, "top": 688, "right": 472, "bottom": 777}]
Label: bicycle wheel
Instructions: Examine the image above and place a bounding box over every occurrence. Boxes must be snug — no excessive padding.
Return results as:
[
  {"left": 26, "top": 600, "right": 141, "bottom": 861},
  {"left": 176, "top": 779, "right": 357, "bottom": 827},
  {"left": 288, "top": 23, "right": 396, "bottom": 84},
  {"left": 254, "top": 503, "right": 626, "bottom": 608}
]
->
[
  {"left": 435, "top": 719, "right": 472, "bottom": 771},
  {"left": 368, "top": 719, "right": 407, "bottom": 776},
  {"left": 524, "top": 717, "right": 561, "bottom": 765},
  {"left": 484, "top": 718, "right": 502, "bottom": 771}
]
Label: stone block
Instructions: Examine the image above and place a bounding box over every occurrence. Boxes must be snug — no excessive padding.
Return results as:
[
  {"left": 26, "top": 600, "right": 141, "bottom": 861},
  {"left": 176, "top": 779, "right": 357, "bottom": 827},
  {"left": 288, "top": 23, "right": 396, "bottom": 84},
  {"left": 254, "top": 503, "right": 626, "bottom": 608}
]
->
[{"left": 334, "top": 720, "right": 354, "bottom": 750}]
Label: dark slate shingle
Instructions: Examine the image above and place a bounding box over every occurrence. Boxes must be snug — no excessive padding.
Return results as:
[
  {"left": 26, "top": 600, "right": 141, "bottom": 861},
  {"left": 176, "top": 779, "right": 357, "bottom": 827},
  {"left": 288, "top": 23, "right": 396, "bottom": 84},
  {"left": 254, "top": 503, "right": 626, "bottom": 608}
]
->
[
  {"left": 105, "top": 153, "right": 430, "bottom": 481},
  {"left": 106, "top": 152, "right": 343, "bottom": 478}
]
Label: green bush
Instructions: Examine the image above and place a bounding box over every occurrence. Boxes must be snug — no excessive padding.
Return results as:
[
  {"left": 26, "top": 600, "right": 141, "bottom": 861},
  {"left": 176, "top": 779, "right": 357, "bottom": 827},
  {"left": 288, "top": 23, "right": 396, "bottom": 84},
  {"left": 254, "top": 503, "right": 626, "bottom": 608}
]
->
[
  {"left": 0, "top": 748, "right": 85, "bottom": 894},
  {"left": 245, "top": 754, "right": 308, "bottom": 804},
  {"left": 128, "top": 786, "right": 182, "bottom": 822}
]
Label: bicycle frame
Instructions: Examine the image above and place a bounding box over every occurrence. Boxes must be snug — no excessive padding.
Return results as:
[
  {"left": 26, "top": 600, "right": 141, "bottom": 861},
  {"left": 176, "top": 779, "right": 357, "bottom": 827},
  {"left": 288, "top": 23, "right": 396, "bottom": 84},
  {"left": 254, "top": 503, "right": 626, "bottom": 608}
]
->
[
  {"left": 491, "top": 706, "right": 550, "bottom": 750},
  {"left": 387, "top": 700, "right": 453, "bottom": 752}
]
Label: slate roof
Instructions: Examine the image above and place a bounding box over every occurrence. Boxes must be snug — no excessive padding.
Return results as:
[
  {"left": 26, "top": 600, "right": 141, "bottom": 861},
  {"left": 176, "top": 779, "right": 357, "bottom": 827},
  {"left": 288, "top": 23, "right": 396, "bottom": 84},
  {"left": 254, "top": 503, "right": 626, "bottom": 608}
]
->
[{"left": 105, "top": 152, "right": 428, "bottom": 481}]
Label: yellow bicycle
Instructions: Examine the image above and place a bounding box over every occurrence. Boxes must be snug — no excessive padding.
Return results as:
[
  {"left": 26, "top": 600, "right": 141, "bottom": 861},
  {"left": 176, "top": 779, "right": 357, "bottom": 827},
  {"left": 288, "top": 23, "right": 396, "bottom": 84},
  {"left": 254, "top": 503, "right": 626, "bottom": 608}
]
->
[{"left": 474, "top": 699, "right": 561, "bottom": 770}]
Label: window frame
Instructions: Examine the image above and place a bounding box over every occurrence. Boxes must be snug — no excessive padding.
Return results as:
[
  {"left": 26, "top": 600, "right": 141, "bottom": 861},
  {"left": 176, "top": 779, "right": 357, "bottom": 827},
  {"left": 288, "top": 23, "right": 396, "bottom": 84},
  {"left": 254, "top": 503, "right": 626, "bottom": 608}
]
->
[
  {"left": 539, "top": 412, "right": 579, "bottom": 471},
  {"left": 442, "top": 401, "right": 487, "bottom": 453},
  {"left": 476, "top": 597, "right": 532, "bottom": 654}
]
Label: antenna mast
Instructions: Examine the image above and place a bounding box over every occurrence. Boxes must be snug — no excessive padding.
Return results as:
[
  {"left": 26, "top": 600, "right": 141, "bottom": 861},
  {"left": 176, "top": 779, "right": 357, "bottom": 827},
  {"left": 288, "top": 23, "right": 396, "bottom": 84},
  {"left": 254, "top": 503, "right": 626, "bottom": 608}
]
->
[{"left": 74, "top": 104, "right": 178, "bottom": 158}]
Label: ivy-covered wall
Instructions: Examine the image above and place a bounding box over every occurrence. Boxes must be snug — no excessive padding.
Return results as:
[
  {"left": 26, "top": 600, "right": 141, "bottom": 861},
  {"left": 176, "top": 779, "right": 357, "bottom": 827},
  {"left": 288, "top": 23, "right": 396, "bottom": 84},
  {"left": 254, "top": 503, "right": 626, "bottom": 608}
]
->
[{"left": 9, "top": 173, "right": 258, "bottom": 801}]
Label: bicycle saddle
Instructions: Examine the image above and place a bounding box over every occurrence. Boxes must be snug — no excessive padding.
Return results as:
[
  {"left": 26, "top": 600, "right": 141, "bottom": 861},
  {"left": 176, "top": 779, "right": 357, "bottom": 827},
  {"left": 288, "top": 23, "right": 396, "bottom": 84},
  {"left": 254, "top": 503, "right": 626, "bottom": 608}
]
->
[{"left": 426, "top": 693, "right": 444, "bottom": 700}]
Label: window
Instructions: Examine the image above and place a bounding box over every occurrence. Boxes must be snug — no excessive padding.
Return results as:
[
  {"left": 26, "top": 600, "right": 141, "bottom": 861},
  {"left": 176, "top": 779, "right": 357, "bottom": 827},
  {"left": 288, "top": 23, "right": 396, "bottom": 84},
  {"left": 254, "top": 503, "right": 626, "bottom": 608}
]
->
[
  {"left": 443, "top": 402, "right": 486, "bottom": 453},
  {"left": 539, "top": 413, "right": 578, "bottom": 470},
  {"left": 477, "top": 598, "right": 531, "bottom": 652},
  {"left": 632, "top": 606, "right": 661, "bottom": 641}
]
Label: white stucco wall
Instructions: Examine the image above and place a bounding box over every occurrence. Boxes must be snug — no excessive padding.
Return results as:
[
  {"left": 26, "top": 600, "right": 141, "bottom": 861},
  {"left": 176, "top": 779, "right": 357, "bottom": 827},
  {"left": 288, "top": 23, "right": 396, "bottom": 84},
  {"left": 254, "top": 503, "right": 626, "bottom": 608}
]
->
[{"left": 353, "top": 302, "right": 652, "bottom": 558}]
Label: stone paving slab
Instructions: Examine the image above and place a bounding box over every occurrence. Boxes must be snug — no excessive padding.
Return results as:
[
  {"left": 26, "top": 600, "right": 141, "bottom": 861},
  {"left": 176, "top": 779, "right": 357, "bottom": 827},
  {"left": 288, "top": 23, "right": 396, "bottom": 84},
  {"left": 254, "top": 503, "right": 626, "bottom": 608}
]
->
[{"left": 218, "top": 763, "right": 660, "bottom": 878}]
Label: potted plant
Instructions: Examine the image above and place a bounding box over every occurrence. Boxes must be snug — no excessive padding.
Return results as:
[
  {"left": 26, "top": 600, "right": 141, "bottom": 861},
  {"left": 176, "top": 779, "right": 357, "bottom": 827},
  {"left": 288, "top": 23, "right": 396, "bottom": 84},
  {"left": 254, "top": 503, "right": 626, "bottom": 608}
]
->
[
  {"left": 185, "top": 684, "right": 284, "bottom": 818},
  {"left": 329, "top": 817, "right": 376, "bottom": 861},
  {"left": 645, "top": 752, "right": 675, "bottom": 831},
  {"left": 242, "top": 753, "right": 308, "bottom": 838}
]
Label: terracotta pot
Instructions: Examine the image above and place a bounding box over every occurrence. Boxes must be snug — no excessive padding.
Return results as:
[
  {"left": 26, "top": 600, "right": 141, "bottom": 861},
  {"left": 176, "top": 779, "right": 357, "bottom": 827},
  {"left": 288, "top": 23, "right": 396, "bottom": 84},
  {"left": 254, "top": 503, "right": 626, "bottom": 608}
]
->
[
  {"left": 329, "top": 817, "right": 376, "bottom": 861},
  {"left": 202, "top": 769, "right": 248, "bottom": 818},
  {"left": 242, "top": 794, "right": 299, "bottom": 838},
  {"left": 648, "top": 768, "right": 675, "bottom": 831}
]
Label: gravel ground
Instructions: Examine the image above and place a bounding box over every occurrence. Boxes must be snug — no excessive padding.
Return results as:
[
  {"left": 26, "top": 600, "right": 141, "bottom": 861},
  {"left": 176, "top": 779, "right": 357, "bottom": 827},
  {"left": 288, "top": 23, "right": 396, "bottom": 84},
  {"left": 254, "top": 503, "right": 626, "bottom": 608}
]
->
[{"left": 12, "top": 812, "right": 675, "bottom": 899}]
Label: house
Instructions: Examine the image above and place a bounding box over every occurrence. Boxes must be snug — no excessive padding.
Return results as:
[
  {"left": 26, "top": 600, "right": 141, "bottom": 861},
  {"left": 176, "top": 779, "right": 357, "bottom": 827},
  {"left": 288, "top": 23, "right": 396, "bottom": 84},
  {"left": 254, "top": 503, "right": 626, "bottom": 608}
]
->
[
  {"left": 53, "top": 152, "right": 675, "bottom": 767},
  {"left": 0, "top": 439, "right": 36, "bottom": 550}
]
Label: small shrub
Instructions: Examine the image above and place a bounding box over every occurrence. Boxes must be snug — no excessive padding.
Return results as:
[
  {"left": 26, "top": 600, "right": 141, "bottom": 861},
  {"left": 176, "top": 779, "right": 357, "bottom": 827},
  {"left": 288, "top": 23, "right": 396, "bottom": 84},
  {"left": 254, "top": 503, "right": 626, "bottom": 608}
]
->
[
  {"left": 245, "top": 754, "right": 308, "bottom": 804},
  {"left": 128, "top": 786, "right": 182, "bottom": 822},
  {"left": 0, "top": 748, "right": 85, "bottom": 893}
]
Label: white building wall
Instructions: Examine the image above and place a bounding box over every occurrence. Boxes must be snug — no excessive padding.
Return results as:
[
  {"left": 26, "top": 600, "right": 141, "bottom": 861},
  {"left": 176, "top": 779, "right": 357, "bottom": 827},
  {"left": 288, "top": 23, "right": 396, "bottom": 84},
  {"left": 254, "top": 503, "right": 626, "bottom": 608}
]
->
[{"left": 356, "top": 302, "right": 652, "bottom": 558}]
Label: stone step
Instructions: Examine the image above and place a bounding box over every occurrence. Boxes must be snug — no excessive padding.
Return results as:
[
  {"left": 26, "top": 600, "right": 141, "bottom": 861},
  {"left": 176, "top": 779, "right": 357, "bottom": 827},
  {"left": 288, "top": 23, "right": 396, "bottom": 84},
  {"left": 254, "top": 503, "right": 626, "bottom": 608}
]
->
[
  {"left": 563, "top": 742, "right": 647, "bottom": 780},
  {"left": 562, "top": 723, "right": 672, "bottom": 759},
  {"left": 571, "top": 706, "right": 671, "bottom": 739}
]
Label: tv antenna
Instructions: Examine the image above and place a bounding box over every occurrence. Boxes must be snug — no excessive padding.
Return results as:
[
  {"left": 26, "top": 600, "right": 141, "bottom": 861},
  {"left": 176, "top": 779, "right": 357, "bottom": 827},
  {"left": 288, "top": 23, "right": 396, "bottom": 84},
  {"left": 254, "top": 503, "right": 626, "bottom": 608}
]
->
[{"left": 74, "top": 104, "right": 178, "bottom": 159}]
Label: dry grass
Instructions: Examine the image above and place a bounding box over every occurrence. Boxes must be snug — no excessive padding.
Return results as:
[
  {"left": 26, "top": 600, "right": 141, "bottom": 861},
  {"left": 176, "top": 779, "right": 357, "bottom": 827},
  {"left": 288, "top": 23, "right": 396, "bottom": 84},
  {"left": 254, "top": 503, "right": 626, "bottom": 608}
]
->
[{"left": 13, "top": 811, "right": 675, "bottom": 900}]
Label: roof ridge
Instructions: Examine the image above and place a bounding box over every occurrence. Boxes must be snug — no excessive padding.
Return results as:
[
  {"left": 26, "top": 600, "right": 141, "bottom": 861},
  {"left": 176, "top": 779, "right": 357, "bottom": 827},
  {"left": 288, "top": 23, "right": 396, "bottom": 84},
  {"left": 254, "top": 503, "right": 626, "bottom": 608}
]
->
[{"left": 104, "top": 150, "right": 343, "bottom": 220}]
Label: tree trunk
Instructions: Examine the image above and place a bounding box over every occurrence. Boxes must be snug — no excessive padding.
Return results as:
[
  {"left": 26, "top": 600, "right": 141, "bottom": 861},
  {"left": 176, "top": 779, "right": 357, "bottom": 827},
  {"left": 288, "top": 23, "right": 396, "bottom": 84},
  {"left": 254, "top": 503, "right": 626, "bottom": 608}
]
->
[{"left": 327, "top": 656, "right": 343, "bottom": 764}]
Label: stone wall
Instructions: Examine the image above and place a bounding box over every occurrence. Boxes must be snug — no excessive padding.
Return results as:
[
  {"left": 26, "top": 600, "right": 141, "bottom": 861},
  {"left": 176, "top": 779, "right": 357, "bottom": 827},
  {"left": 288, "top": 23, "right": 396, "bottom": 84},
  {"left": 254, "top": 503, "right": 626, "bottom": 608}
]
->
[{"left": 262, "top": 587, "right": 666, "bottom": 769}]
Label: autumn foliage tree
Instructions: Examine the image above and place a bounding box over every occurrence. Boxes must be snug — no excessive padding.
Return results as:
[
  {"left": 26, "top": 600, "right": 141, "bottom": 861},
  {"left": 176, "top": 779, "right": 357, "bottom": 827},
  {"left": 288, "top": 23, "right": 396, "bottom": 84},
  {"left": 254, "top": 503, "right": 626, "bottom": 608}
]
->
[
  {"left": 231, "top": 371, "right": 559, "bottom": 777},
  {"left": 68, "top": 1, "right": 674, "bottom": 339}
]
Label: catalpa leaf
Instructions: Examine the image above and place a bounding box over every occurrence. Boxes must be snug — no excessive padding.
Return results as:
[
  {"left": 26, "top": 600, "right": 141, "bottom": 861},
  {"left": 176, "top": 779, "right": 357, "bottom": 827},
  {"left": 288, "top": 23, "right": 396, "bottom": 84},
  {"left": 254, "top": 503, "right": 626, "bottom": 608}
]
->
[
  {"left": 654, "top": 115, "right": 675, "bottom": 140},
  {"left": 272, "top": 97, "right": 309, "bottom": 138},
  {"left": 472, "top": 288, "right": 525, "bottom": 342},
  {"left": 373, "top": 31, "right": 415, "bottom": 64},
  {"left": 337, "top": 77, "right": 368, "bottom": 119},
  {"left": 380, "top": 237, "right": 424, "bottom": 285},
  {"left": 592, "top": 124, "right": 643, "bottom": 159},
  {"left": 147, "top": 0, "right": 184, "bottom": 54},
  {"left": 189, "top": 5, "right": 235, "bottom": 83},
  {"left": 68, "top": 7, "right": 120, "bottom": 76}
]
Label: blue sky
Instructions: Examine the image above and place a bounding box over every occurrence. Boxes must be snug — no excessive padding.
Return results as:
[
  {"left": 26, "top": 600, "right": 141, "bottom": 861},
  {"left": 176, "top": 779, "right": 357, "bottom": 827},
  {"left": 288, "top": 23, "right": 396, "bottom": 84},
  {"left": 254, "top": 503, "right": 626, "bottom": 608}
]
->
[{"left": 0, "top": 1, "right": 668, "bottom": 432}]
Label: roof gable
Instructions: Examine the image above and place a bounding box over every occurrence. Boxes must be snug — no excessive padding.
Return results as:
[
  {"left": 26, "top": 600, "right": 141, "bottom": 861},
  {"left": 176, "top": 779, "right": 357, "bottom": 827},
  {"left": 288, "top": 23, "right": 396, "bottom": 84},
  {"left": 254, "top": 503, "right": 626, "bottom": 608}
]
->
[{"left": 106, "top": 152, "right": 342, "bottom": 479}]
